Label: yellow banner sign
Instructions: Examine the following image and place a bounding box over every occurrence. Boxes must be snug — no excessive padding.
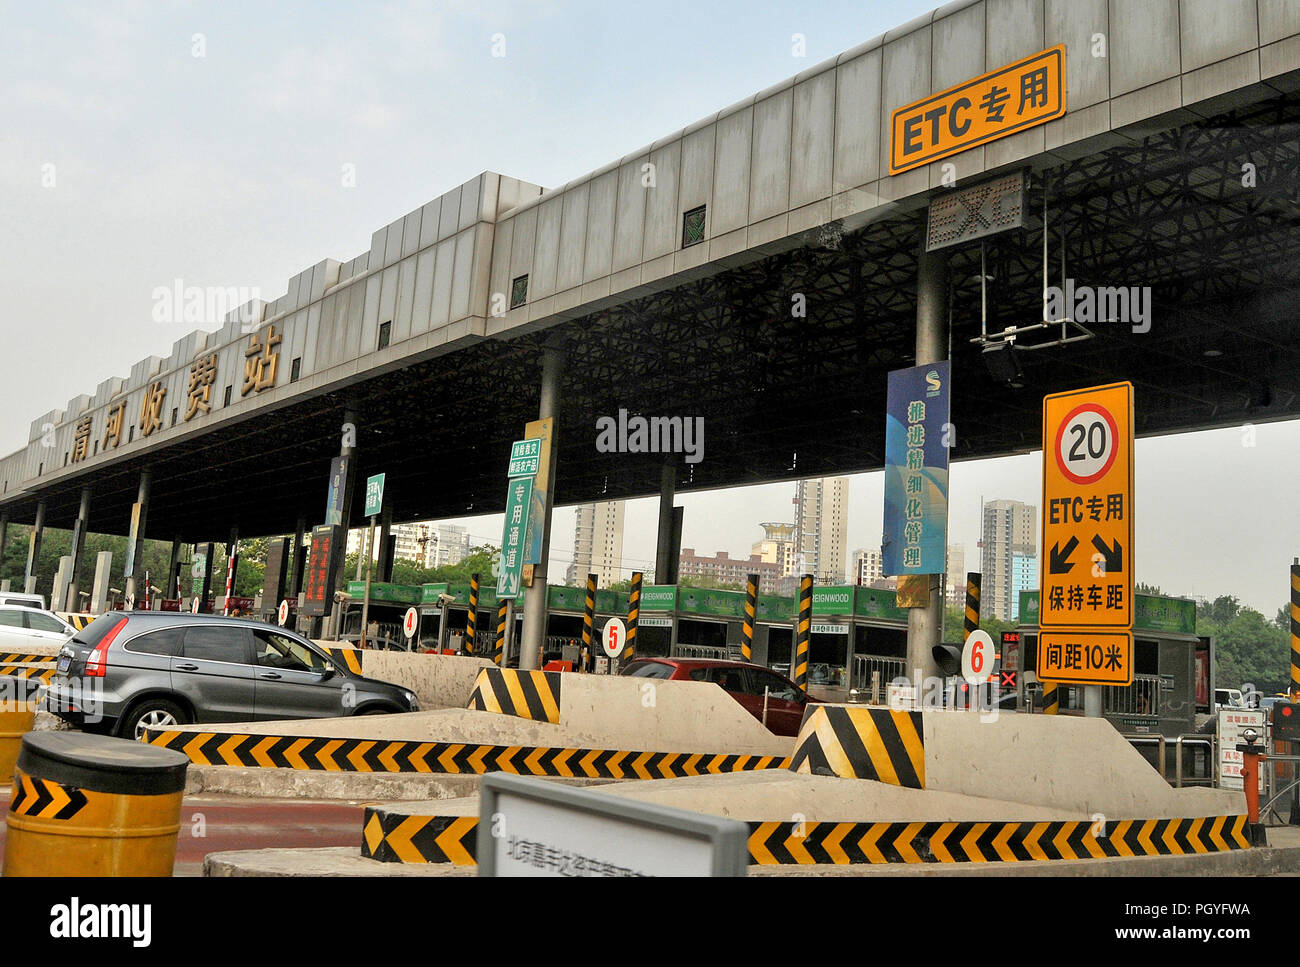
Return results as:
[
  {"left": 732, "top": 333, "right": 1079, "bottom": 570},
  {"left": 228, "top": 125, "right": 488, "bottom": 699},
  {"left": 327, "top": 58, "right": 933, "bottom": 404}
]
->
[
  {"left": 1040, "top": 382, "right": 1134, "bottom": 630},
  {"left": 889, "top": 45, "right": 1065, "bottom": 176},
  {"left": 1038, "top": 629, "right": 1133, "bottom": 686}
]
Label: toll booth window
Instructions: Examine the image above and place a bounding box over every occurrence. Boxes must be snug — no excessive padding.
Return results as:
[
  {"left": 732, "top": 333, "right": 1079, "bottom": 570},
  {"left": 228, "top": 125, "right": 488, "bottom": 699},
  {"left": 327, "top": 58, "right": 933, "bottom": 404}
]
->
[
  {"left": 1023, "top": 634, "right": 1037, "bottom": 672},
  {"left": 682, "top": 205, "right": 706, "bottom": 247},
  {"left": 856, "top": 625, "right": 906, "bottom": 659},
  {"left": 677, "top": 619, "right": 727, "bottom": 647},
  {"left": 767, "top": 628, "right": 792, "bottom": 668},
  {"left": 1135, "top": 639, "right": 1158, "bottom": 676},
  {"left": 809, "top": 633, "right": 848, "bottom": 669}
]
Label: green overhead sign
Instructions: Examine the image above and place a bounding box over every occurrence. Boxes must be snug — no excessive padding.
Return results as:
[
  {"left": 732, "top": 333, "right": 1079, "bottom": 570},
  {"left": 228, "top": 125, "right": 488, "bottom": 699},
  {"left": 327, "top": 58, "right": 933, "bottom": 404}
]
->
[
  {"left": 640, "top": 585, "right": 678, "bottom": 611},
  {"left": 508, "top": 439, "right": 542, "bottom": 478},
  {"left": 346, "top": 581, "right": 421, "bottom": 605},
  {"left": 363, "top": 473, "right": 386, "bottom": 518},
  {"left": 1018, "top": 591, "right": 1196, "bottom": 636}
]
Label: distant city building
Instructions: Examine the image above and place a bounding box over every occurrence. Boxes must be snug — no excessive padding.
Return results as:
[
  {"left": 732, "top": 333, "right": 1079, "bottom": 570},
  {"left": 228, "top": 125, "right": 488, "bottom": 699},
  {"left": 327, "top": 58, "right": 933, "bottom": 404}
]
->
[
  {"left": 945, "top": 544, "right": 966, "bottom": 610},
  {"left": 678, "top": 548, "right": 781, "bottom": 588},
  {"left": 852, "top": 548, "right": 884, "bottom": 586},
  {"left": 348, "top": 522, "right": 468, "bottom": 570},
  {"left": 752, "top": 522, "right": 797, "bottom": 576},
  {"left": 566, "top": 501, "right": 625, "bottom": 587},
  {"left": 980, "top": 499, "right": 1038, "bottom": 620},
  {"left": 793, "top": 477, "right": 849, "bottom": 585},
  {"left": 1010, "top": 553, "right": 1038, "bottom": 620}
]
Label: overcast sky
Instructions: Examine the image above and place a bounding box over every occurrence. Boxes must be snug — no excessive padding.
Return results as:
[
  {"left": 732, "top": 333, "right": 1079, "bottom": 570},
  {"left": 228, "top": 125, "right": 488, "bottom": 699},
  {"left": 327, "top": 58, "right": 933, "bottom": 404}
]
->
[{"left": 2, "top": 1, "right": 1296, "bottom": 615}]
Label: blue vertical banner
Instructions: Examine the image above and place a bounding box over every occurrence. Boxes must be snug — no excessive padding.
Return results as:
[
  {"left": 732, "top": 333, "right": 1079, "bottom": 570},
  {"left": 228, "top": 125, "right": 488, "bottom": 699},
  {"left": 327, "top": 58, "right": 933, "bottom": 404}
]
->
[{"left": 883, "top": 361, "right": 951, "bottom": 576}]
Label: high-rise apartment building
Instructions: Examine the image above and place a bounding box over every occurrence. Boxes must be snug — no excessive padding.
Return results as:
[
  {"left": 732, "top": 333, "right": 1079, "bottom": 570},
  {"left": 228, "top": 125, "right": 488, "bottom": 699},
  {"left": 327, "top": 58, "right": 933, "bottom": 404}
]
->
[
  {"left": 852, "top": 548, "right": 884, "bottom": 585},
  {"left": 793, "top": 477, "right": 849, "bottom": 585},
  {"left": 980, "top": 499, "right": 1038, "bottom": 620},
  {"left": 566, "top": 501, "right": 625, "bottom": 587}
]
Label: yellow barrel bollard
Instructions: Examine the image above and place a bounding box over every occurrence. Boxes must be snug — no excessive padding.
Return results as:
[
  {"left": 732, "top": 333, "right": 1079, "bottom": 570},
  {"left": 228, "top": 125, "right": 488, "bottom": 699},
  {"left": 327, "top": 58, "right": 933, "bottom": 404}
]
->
[
  {"left": 0, "top": 676, "right": 39, "bottom": 784},
  {"left": 3, "top": 731, "right": 189, "bottom": 877}
]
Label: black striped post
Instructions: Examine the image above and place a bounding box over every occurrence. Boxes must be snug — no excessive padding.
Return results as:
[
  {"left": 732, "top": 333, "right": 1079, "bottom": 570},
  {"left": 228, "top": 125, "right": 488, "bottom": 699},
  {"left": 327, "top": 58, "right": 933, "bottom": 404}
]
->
[
  {"left": 465, "top": 573, "right": 479, "bottom": 654},
  {"left": 963, "top": 572, "right": 981, "bottom": 643},
  {"left": 793, "top": 574, "right": 812, "bottom": 688},
  {"left": 581, "top": 573, "right": 597, "bottom": 674},
  {"left": 493, "top": 599, "right": 507, "bottom": 666},
  {"left": 625, "top": 571, "right": 642, "bottom": 664},
  {"left": 1291, "top": 561, "right": 1299, "bottom": 700},
  {"left": 742, "top": 573, "right": 759, "bottom": 662},
  {"left": 1041, "top": 681, "right": 1059, "bottom": 715}
]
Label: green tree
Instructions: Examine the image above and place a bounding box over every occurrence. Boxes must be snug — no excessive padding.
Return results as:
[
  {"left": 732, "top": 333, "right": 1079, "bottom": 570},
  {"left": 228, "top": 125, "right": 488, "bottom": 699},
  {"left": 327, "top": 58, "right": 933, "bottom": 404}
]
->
[
  {"left": 1200, "top": 604, "right": 1291, "bottom": 695},
  {"left": 678, "top": 574, "right": 744, "bottom": 592}
]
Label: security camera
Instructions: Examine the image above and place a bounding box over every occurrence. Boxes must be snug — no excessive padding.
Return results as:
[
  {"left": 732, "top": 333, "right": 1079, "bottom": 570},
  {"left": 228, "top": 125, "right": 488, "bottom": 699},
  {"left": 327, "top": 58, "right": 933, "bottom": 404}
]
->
[{"left": 436, "top": 593, "right": 455, "bottom": 607}]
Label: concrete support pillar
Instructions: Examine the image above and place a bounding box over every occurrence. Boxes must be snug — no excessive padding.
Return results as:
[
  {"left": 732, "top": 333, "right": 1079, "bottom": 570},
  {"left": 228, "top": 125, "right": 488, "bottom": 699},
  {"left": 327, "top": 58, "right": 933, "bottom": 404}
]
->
[
  {"left": 65, "top": 486, "right": 92, "bottom": 612},
  {"left": 519, "top": 347, "right": 562, "bottom": 670},
  {"left": 199, "top": 542, "right": 215, "bottom": 613},
  {"left": 166, "top": 537, "right": 182, "bottom": 600},
  {"left": 907, "top": 246, "right": 949, "bottom": 685},
  {"left": 223, "top": 526, "right": 239, "bottom": 614},
  {"left": 90, "top": 551, "right": 113, "bottom": 614},
  {"left": 124, "top": 469, "right": 151, "bottom": 605},
  {"left": 655, "top": 461, "right": 676, "bottom": 585},
  {"left": 52, "top": 556, "right": 73, "bottom": 612},
  {"left": 291, "top": 517, "right": 307, "bottom": 596},
  {"left": 24, "top": 498, "right": 46, "bottom": 595}
]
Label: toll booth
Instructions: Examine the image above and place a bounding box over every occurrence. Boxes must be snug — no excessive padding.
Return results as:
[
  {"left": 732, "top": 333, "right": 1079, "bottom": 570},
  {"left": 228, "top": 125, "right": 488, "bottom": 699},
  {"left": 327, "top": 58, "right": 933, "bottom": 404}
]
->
[
  {"left": 637, "top": 583, "right": 909, "bottom": 703},
  {"left": 1016, "top": 590, "right": 1209, "bottom": 739},
  {"left": 340, "top": 581, "right": 423, "bottom": 647}
]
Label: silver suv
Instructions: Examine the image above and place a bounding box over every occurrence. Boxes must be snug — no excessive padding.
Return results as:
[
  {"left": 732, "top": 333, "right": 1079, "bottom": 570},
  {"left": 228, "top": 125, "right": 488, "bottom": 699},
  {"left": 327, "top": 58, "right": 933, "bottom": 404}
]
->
[{"left": 45, "top": 611, "right": 419, "bottom": 739}]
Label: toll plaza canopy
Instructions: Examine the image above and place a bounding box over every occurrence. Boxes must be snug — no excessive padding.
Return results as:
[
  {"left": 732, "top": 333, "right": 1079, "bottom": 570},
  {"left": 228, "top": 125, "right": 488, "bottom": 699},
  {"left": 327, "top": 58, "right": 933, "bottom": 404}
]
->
[{"left": 4, "top": 0, "right": 1300, "bottom": 540}]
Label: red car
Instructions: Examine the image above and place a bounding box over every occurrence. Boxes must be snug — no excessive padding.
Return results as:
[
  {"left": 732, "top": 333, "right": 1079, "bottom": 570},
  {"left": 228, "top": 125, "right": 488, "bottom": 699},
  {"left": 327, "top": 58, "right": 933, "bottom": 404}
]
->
[{"left": 620, "top": 658, "right": 817, "bottom": 736}]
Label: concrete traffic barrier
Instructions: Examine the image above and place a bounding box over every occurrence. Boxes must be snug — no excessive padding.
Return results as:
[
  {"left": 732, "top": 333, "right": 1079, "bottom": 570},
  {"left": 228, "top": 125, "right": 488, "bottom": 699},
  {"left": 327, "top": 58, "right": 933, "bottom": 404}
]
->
[
  {"left": 3, "top": 731, "right": 190, "bottom": 876},
  {"left": 0, "top": 676, "right": 41, "bottom": 782}
]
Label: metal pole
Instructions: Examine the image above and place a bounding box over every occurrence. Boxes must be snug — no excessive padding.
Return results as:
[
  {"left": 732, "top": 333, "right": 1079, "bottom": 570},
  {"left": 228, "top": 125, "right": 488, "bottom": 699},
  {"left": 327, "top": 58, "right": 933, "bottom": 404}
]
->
[
  {"left": 519, "top": 347, "right": 562, "bottom": 670},
  {"left": 581, "top": 573, "right": 597, "bottom": 673},
  {"left": 624, "top": 571, "right": 642, "bottom": 667},
  {"left": 124, "top": 469, "right": 151, "bottom": 605},
  {"left": 907, "top": 245, "right": 949, "bottom": 684},
  {"left": 793, "top": 574, "right": 812, "bottom": 688},
  {"left": 503, "top": 599, "right": 517, "bottom": 666},
  {"left": 1084, "top": 684, "right": 1103, "bottom": 718},
  {"left": 360, "top": 515, "right": 376, "bottom": 649}
]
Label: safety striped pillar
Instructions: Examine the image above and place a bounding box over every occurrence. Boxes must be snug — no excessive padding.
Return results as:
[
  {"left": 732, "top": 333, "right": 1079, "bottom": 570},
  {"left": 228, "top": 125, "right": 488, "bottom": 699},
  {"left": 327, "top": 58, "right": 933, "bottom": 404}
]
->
[
  {"left": 465, "top": 573, "right": 479, "bottom": 655},
  {"left": 741, "top": 573, "right": 759, "bottom": 662},
  {"left": 1290, "top": 561, "right": 1299, "bottom": 700},
  {"left": 963, "top": 572, "right": 980, "bottom": 643},
  {"left": 493, "top": 600, "right": 507, "bottom": 666},
  {"left": 793, "top": 574, "right": 812, "bottom": 688},
  {"left": 221, "top": 543, "right": 236, "bottom": 616},
  {"left": 143, "top": 569, "right": 151, "bottom": 612},
  {"left": 625, "top": 571, "right": 642, "bottom": 663},
  {"left": 581, "top": 573, "right": 597, "bottom": 674},
  {"left": 1042, "top": 681, "right": 1059, "bottom": 715}
]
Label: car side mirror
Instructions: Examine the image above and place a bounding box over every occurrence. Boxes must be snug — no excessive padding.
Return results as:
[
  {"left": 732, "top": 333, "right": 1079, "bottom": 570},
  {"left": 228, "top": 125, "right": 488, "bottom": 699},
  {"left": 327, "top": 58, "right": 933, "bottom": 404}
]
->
[{"left": 321, "top": 662, "right": 336, "bottom": 678}]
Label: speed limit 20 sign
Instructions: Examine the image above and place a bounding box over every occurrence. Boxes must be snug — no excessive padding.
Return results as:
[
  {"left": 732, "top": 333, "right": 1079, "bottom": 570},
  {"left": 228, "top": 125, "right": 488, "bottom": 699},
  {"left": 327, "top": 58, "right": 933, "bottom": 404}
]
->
[{"left": 1039, "top": 382, "right": 1134, "bottom": 685}]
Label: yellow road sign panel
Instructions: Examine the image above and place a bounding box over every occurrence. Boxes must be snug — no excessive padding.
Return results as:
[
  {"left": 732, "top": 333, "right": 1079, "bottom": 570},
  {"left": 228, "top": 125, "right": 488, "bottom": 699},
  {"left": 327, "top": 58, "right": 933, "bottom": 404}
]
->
[
  {"left": 1040, "top": 382, "right": 1134, "bottom": 629},
  {"left": 889, "top": 45, "right": 1065, "bottom": 176},
  {"left": 1038, "top": 629, "right": 1133, "bottom": 686}
]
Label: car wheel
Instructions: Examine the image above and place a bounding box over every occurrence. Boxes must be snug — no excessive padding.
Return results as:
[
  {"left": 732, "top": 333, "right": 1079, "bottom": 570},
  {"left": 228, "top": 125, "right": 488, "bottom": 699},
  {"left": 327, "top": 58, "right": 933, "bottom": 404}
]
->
[
  {"left": 122, "top": 699, "right": 189, "bottom": 741},
  {"left": 357, "top": 706, "right": 399, "bottom": 715}
]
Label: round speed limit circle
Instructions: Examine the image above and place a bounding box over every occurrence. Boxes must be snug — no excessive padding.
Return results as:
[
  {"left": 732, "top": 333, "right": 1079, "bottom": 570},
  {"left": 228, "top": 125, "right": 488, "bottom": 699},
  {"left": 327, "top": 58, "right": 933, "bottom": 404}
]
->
[
  {"left": 962, "top": 629, "right": 994, "bottom": 685},
  {"left": 602, "top": 618, "right": 627, "bottom": 658},
  {"left": 1054, "top": 403, "right": 1119, "bottom": 485}
]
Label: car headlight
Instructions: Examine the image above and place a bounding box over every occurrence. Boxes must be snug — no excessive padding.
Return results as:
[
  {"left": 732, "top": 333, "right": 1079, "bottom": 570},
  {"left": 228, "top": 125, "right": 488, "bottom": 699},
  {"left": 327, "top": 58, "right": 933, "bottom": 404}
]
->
[{"left": 402, "top": 690, "right": 419, "bottom": 711}]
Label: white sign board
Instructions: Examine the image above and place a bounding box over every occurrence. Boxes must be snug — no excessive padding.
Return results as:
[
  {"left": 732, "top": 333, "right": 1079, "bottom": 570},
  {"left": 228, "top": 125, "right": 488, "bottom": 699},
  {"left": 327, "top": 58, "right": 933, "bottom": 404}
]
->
[
  {"left": 810, "top": 623, "right": 849, "bottom": 636},
  {"left": 962, "top": 629, "right": 995, "bottom": 685},
  {"left": 602, "top": 618, "right": 627, "bottom": 658},
  {"left": 277, "top": 599, "right": 290, "bottom": 627},
  {"left": 639, "top": 616, "right": 672, "bottom": 628},
  {"left": 1218, "top": 709, "right": 1266, "bottom": 791},
  {"left": 403, "top": 607, "right": 419, "bottom": 639},
  {"left": 478, "top": 773, "right": 747, "bottom": 877}
]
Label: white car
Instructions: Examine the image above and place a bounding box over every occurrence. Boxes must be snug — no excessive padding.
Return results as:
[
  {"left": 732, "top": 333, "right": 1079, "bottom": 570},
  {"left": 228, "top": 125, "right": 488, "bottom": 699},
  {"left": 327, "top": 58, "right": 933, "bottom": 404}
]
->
[{"left": 0, "top": 604, "right": 76, "bottom": 650}]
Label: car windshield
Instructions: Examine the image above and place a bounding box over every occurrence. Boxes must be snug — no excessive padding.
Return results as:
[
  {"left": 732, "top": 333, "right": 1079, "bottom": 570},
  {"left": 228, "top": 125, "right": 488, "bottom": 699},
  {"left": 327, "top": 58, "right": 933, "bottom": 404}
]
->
[{"left": 623, "top": 662, "right": 674, "bottom": 679}]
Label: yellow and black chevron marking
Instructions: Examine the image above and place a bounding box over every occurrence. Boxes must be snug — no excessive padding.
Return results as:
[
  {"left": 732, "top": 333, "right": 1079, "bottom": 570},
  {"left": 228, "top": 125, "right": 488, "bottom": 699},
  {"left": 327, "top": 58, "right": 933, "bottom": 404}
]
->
[
  {"left": 55, "top": 612, "right": 95, "bottom": 631},
  {"left": 357, "top": 811, "right": 1252, "bottom": 866},
  {"left": 1, "top": 653, "right": 57, "bottom": 667},
  {"left": 1290, "top": 563, "right": 1299, "bottom": 697},
  {"left": 142, "top": 727, "right": 788, "bottom": 778},
  {"left": 964, "top": 572, "right": 980, "bottom": 643},
  {"left": 493, "top": 601, "right": 507, "bottom": 666},
  {"left": 362, "top": 806, "right": 478, "bottom": 865},
  {"left": 1041, "top": 681, "right": 1059, "bottom": 715},
  {"left": 793, "top": 574, "right": 813, "bottom": 688},
  {"left": 0, "top": 664, "right": 56, "bottom": 684},
  {"left": 467, "top": 667, "right": 562, "bottom": 723},
  {"left": 465, "top": 573, "right": 479, "bottom": 655},
  {"left": 741, "top": 573, "right": 758, "bottom": 662},
  {"left": 8, "top": 774, "right": 90, "bottom": 821},
  {"left": 625, "top": 571, "right": 642, "bottom": 661},
  {"left": 790, "top": 705, "right": 925, "bottom": 788},
  {"left": 317, "top": 646, "right": 362, "bottom": 675},
  {"left": 747, "top": 815, "right": 1252, "bottom": 864}
]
